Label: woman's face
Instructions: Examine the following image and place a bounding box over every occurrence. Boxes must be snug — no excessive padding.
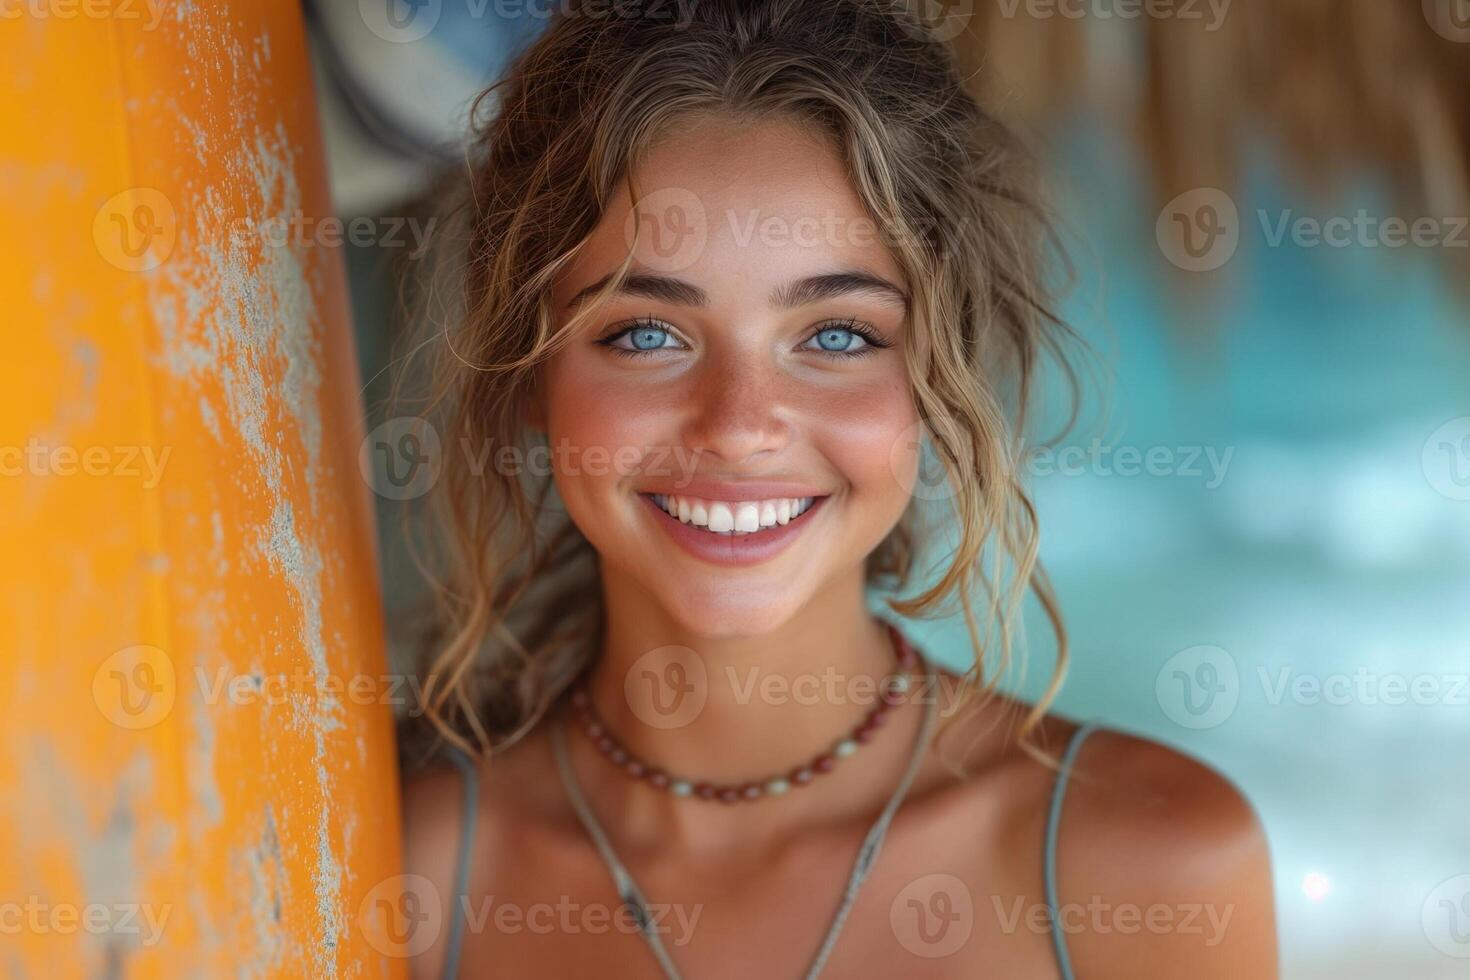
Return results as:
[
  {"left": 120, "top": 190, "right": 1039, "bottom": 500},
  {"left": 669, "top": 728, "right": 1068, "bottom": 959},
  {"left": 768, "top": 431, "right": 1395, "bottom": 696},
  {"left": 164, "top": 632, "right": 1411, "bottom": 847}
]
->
[{"left": 542, "top": 114, "right": 921, "bottom": 636}]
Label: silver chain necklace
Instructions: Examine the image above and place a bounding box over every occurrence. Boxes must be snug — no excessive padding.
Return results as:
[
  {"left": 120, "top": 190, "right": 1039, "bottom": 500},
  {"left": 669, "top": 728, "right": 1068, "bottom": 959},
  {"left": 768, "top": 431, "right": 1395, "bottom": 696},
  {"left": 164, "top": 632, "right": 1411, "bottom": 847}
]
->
[{"left": 549, "top": 674, "right": 939, "bottom": 980}]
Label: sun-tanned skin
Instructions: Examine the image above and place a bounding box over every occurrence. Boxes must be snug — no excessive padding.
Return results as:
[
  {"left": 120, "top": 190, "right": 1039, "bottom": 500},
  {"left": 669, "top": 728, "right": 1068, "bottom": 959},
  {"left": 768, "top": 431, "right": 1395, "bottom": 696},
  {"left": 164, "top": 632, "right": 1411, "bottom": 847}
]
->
[{"left": 403, "top": 115, "right": 1278, "bottom": 979}]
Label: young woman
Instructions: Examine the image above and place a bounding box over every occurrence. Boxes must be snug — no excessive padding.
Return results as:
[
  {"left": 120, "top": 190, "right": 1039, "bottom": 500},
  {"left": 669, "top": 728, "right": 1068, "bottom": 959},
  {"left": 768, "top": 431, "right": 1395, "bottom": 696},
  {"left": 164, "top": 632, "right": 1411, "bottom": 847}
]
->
[{"left": 398, "top": 2, "right": 1278, "bottom": 977}]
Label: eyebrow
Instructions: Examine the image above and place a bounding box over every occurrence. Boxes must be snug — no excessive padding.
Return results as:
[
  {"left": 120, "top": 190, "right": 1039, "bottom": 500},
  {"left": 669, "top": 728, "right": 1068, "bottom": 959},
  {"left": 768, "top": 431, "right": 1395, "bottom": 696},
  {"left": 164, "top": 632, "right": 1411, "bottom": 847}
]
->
[{"left": 564, "top": 268, "right": 909, "bottom": 313}]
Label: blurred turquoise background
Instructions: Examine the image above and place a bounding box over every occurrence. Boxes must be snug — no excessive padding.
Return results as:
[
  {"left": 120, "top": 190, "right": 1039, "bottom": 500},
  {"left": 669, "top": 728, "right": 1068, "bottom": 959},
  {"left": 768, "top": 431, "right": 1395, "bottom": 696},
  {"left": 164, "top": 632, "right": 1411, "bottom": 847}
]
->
[{"left": 900, "top": 114, "right": 1470, "bottom": 979}]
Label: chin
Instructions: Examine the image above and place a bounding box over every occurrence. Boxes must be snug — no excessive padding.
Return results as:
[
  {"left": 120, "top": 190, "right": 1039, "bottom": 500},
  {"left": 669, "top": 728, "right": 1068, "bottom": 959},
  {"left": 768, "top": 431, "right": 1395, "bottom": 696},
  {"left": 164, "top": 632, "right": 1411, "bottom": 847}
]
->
[{"left": 648, "top": 576, "right": 812, "bottom": 639}]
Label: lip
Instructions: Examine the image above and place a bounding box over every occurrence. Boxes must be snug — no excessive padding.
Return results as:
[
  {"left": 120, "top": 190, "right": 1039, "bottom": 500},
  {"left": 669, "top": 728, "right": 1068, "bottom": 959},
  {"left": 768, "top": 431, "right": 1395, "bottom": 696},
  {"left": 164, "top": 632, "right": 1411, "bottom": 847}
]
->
[
  {"left": 635, "top": 478, "right": 831, "bottom": 503},
  {"left": 638, "top": 491, "right": 828, "bottom": 567}
]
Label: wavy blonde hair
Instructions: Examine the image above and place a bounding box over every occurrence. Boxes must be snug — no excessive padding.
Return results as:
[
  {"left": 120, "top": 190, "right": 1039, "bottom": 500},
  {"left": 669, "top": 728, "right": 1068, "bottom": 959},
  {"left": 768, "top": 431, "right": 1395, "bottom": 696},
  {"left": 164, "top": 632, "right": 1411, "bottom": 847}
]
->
[{"left": 396, "top": 0, "right": 1087, "bottom": 772}]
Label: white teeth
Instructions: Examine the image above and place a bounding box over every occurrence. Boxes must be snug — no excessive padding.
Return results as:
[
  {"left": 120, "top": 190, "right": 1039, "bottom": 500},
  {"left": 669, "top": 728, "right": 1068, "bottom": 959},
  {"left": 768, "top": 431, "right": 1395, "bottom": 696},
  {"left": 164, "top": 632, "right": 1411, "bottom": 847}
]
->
[
  {"left": 707, "top": 501, "right": 734, "bottom": 532},
  {"left": 648, "top": 494, "right": 818, "bottom": 535},
  {"left": 733, "top": 502, "right": 761, "bottom": 533}
]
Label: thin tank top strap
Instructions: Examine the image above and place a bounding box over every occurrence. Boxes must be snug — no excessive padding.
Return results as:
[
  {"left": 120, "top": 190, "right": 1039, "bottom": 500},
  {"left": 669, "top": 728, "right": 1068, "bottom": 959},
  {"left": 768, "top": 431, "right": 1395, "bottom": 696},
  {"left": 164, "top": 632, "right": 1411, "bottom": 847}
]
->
[
  {"left": 442, "top": 744, "right": 480, "bottom": 980},
  {"left": 1044, "top": 720, "right": 1101, "bottom": 980}
]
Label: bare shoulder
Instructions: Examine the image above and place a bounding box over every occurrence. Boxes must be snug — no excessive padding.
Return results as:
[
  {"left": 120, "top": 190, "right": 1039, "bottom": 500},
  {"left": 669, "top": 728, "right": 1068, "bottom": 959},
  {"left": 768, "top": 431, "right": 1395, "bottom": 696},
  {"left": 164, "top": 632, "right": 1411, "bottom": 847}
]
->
[
  {"left": 400, "top": 755, "right": 475, "bottom": 980},
  {"left": 1039, "top": 717, "right": 1279, "bottom": 979},
  {"left": 918, "top": 676, "right": 1278, "bottom": 978}
]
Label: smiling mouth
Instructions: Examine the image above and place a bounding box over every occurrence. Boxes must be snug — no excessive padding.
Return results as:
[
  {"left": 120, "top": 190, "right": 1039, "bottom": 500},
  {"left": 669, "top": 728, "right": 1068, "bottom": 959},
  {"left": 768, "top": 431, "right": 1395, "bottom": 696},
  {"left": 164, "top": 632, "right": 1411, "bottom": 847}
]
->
[{"left": 640, "top": 492, "right": 825, "bottom": 536}]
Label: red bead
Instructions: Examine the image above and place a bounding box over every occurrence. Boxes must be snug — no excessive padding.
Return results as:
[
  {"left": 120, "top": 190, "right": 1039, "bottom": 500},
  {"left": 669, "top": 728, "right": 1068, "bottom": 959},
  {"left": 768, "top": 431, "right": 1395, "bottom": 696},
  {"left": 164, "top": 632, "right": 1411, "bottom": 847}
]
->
[
  {"left": 694, "top": 783, "right": 715, "bottom": 800},
  {"left": 596, "top": 735, "right": 614, "bottom": 753},
  {"left": 854, "top": 725, "right": 876, "bottom": 744},
  {"left": 585, "top": 721, "right": 604, "bottom": 737},
  {"left": 571, "top": 688, "right": 589, "bottom": 709},
  {"left": 813, "top": 754, "right": 835, "bottom": 774},
  {"left": 647, "top": 769, "right": 670, "bottom": 788},
  {"left": 717, "top": 787, "right": 740, "bottom": 804},
  {"left": 625, "top": 759, "right": 645, "bottom": 778},
  {"left": 609, "top": 748, "right": 627, "bottom": 765}
]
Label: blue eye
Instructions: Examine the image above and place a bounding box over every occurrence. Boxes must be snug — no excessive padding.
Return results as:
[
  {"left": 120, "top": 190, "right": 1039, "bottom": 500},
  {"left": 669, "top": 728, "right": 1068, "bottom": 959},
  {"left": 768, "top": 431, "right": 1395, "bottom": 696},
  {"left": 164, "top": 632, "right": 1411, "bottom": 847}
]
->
[
  {"left": 804, "top": 318, "right": 888, "bottom": 359},
  {"left": 810, "top": 324, "right": 868, "bottom": 354},
  {"left": 597, "top": 319, "right": 683, "bottom": 357},
  {"left": 627, "top": 325, "right": 671, "bottom": 350}
]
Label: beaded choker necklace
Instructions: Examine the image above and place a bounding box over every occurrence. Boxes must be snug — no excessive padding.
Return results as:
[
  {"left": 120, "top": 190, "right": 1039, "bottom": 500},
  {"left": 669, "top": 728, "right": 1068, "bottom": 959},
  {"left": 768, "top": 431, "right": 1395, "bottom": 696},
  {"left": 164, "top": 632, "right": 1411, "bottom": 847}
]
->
[{"left": 567, "top": 619, "right": 921, "bottom": 803}]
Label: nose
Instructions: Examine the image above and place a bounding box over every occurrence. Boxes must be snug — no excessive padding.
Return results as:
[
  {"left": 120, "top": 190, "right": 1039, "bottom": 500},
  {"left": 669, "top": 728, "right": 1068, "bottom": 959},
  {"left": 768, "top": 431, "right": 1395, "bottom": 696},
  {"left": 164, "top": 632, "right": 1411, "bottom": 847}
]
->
[{"left": 680, "top": 355, "right": 793, "bottom": 466}]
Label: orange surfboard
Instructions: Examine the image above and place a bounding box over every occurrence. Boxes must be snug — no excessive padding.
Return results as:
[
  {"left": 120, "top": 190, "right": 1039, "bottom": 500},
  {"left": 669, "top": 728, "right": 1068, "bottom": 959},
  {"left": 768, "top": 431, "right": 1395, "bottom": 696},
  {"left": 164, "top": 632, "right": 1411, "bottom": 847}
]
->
[{"left": 1, "top": 5, "right": 405, "bottom": 976}]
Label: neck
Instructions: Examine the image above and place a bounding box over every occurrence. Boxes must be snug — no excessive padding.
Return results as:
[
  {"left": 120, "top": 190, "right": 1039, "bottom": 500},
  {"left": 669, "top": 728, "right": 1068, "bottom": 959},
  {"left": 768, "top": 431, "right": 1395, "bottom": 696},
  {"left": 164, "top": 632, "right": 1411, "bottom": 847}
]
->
[{"left": 566, "top": 574, "right": 931, "bottom": 855}]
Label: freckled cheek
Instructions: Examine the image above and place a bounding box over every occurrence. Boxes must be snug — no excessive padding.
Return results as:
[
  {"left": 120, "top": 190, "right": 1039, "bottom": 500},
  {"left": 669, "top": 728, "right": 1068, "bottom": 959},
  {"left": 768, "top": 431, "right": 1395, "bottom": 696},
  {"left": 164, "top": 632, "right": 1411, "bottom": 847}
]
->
[
  {"left": 542, "top": 360, "right": 680, "bottom": 505},
  {"left": 805, "top": 379, "right": 918, "bottom": 506}
]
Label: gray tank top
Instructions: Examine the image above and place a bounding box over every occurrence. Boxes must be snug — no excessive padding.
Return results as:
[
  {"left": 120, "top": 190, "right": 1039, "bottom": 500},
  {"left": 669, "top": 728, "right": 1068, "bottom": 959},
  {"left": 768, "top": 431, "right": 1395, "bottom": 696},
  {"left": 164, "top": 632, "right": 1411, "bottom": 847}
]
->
[{"left": 440, "top": 719, "right": 1099, "bottom": 978}]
